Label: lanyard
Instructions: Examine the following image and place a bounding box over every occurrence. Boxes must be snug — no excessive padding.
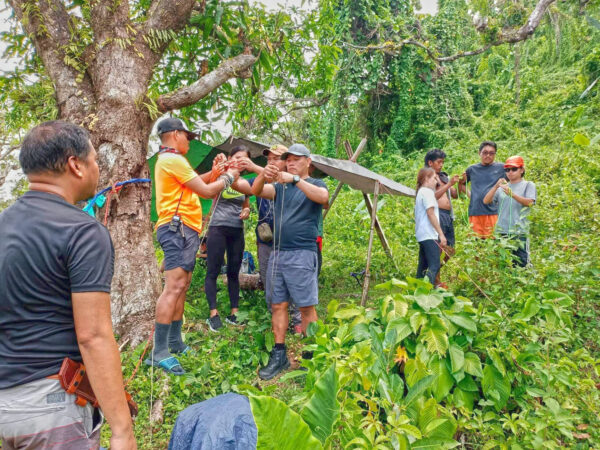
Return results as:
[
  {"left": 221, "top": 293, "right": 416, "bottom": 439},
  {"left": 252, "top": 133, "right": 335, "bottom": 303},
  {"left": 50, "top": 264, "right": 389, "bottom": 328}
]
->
[{"left": 158, "top": 145, "right": 181, "bottom": 155}]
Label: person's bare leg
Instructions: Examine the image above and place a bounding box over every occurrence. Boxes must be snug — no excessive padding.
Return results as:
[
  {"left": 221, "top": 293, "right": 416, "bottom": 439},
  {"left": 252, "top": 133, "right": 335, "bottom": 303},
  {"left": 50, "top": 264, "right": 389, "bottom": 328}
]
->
[
  {"left": 169, "top": 271, "right": 192, "bottom": 353},
  {"left": 299, "top": 305, "right": 318, "bottom": 335},
  {"left": 272, "top": 302, "right": 289, "bottom": 344}
]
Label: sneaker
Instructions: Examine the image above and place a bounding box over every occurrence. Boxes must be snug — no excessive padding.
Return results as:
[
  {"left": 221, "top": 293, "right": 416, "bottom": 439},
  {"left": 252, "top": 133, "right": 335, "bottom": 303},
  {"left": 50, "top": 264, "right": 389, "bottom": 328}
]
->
[
  {"left": 225, "top": 314, "right": 242, "bottom": 326},
  {"left": 258, "top": 348, "right": 290, "bottom": 380},
  {"left": 207, "top": 315, "right": 223, "bottom": 332}
]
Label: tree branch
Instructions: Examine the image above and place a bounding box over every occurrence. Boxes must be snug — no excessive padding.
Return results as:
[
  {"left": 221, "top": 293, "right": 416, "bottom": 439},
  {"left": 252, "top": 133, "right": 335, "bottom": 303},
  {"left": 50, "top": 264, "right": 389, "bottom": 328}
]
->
[
  {"left": 157, "top": 54, "right": 258, "bottom": 112},
  {"left": 7, "top": 0, "right": 95, "bottom": 123},
  {"left": 90, "top": 0, "right": 132, "bottom": 43},
  {"left": 341, "top": 0, "right": 556, "bottom": 64},
  {"left": 145, "top": 0, "right": 197, "bottom": 34},
  {"left": 440, "top": 0, "right": 556, "bottom": 62}
]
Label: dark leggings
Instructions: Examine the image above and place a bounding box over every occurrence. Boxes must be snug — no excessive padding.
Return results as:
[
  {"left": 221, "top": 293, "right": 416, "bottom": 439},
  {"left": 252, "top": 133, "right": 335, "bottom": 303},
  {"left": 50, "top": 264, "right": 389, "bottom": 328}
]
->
[
  {"left": 205, "top": 226, "right": 245, "bottom": 311},
  {"left": 416, "top": 239, "right": 441, "bottom": 285}
]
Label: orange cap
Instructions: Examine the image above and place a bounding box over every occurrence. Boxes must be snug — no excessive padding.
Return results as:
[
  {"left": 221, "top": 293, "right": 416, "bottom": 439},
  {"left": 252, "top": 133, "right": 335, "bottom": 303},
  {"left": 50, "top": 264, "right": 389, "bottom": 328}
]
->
[{"left": 504, "top": 155, "right": 524, "bottom": 168}]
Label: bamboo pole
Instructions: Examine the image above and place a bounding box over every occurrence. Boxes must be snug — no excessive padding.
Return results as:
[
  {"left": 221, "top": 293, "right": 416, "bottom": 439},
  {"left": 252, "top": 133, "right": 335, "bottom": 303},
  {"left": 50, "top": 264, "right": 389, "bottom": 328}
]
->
[{"left": 361, "top": 181, "right": 379, "bottom": 306}]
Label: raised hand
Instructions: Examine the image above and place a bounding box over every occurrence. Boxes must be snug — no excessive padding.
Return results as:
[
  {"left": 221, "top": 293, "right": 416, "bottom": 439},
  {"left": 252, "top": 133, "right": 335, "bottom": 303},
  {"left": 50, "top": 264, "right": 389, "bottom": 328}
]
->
[
  {"left": 264, "top": 164, "right": 279, "bottom": 182},
  {"left": 277, "top": 171, "right": 294, "bottom": 184}
]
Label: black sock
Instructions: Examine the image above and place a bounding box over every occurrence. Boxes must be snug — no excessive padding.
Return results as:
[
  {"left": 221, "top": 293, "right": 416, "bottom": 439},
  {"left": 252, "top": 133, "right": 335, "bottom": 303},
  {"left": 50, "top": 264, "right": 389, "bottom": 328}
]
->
[
  {"left": 274, "top": 343, "right": 286, "bottom": 351},
  {"left": 168, "top": 320, "right": 186, "bottom": 353},
  {"left": 152, "top": 322, "right": 172, "bottom": 361}
]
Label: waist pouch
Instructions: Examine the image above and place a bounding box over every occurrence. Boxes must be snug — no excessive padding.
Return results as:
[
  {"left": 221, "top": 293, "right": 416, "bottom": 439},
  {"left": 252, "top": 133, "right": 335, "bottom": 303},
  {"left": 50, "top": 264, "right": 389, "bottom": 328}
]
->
[{"left": 58, "top": 357, "right": 138, "bottom": 418}]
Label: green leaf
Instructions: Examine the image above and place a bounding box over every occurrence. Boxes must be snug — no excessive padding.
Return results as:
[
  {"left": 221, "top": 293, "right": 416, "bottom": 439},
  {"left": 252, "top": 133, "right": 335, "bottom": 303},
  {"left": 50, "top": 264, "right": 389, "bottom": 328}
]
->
[
  {"left": 333, "top": 307, "right": 362, "bottom": 320},
  {"left": 482, "top": 365, "right": 511, "bottom": 411},
  {"left": 422, "top": 326, "right": 449, "bottom": 355},
  {"left": 487, "top": 348, "right": 506, "bottom": 376},
  {"left": 351, "top": 323, "right": 370, "bottom": 342},
  {"left": 517, "top": 297, "right": 540, "bottom": 321},
  {"left": 446, "top": 314, "right": 477, "bottom": 333},
  {"left": 415, "top": 293, "right": 444, "bottom": 311},
  {"left": 249, "top": 396, "right": 322, "bottom": 450},
  {"left": 463, "top": 352, "right": 483, "bottom": 378},
  {"left": 265, "top": 332, "right": 274, "bottom": 352},
  {"left": 457, "top": 374, "right": 479, "bottom": 392},
  {"left": 418, "top": 398, "right": 439, "bottom": 431},
  {"left": 404, "top": 374, "right": 435, "bottom": 406},
  {"left": 411, "top": 437, "right": 459, "bottom": 449},
  {"left": 448, "top": 344, "right": 465, "bottom": 373},
  {"left": 453, "top": 387, "right": 475, "bottom": 411},
  {"left": 573, "top": 133, "right": 590, "bottom": 147},
  {"left": 429, "top": 355, "right": 454, "bottom": 402},
  {"left": 385, "top": 318, "right": 412, "bottom": 345},
  {"left": 410, "top": 312, "right": 428, "bottom": 333},
  {"left": 300, "top": 364, "right": 340, "bottom": 443}
]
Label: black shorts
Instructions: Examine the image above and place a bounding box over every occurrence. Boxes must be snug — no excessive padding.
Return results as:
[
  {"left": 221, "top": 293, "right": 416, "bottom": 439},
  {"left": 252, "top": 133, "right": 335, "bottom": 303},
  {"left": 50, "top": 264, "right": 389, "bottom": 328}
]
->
[
  {"left": 439, "top": 209, "right": 455, "bottom": 248},
  {"left": 157, "top": 224, "right": 200, "bottom": 272}
]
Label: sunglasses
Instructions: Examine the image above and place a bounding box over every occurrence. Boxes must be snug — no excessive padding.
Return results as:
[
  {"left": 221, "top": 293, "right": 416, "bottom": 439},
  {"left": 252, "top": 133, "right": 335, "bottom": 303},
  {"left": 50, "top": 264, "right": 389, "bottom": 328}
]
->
[
  {"left": 481, "top": 151, "right": 496, "bottom": 156},
  {"left": 504, "top": 167, "right": 521, "bottom": 172}
]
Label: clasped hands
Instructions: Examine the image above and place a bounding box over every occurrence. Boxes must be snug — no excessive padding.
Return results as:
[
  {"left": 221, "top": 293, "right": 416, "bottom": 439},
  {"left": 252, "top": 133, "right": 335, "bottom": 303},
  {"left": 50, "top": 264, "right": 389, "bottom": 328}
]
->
[
  {"left": 495, "top": 178, "right": 511, "bottom": 195},
  {"left": 263, "top": 164, "right": 294, "bottom": 184}
]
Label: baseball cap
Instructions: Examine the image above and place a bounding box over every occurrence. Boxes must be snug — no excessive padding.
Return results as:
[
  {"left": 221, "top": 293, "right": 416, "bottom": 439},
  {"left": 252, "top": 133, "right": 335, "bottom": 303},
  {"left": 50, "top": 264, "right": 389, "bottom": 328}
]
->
[
  {"left": 157, "top": 117, "right": 198, "bottom": 140},
  {"left": 504, "top": 155, "right": 524, "bottom": 168},
  {"left": 263, "top": 144, "right": 288, "bottom": 158},
  {"left": 282, "top": 143, "right": 310, "bottom": 159}
]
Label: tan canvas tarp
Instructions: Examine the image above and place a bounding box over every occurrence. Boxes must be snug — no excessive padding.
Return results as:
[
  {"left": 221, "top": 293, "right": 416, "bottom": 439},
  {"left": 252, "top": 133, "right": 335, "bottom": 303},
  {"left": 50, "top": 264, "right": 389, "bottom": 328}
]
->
[{"left": 310, "top": 154, "right": 415, "bottom": 197}]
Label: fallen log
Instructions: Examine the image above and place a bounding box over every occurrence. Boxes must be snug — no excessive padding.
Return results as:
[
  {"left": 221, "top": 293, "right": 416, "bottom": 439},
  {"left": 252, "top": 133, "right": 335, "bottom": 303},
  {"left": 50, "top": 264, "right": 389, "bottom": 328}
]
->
[{"left": 221, "top": 273, "right": 262, "bottom": 290}]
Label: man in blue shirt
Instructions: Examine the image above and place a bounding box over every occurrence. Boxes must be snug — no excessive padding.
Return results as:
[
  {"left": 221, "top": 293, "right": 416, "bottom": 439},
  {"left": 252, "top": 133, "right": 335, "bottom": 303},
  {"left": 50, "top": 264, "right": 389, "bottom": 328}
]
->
[{"left": 251, "top": 144, "right": 329, "bottom": 380}]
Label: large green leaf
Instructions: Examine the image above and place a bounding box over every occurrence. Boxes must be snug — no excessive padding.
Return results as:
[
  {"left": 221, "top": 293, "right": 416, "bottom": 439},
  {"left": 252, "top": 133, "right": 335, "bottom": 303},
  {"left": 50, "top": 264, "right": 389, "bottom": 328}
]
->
[
  {"left": 573, "top": 132, "right": 590, "bottom": 147},
  {"left": 249, "top": 396, "right": 322, "bottom": 450},
  {"left": 448, "top": 343, "right": 465, "bottom": 373},
  {"left": 463, "top": 352, "right": 484, "bottom": 378},
  {"left": 414, "top": 293, "right": 444, "bottom": 311},
  {"left": 487, "top": 348, "right": 506, "bottom": 376},
  {"left": 481, "top": 365, "right": 511, "bottom": 411},
  {"left": 421, "top": 326, "right": 449, "bottom": 356},
  {"left": 446, "top": 314, "right": 477, "bottom": 333},
  {"left": 404, "top": 374, "right": 435, "bottom": 406},
  {"left": 385, "top": 318, "right": 412, "bottom": 346},
  {"left": 428, "top": 355, "right": 454, "bottom": 402},
  {"left": 300, "top": 364, "right": 340, "bottom": 444}
]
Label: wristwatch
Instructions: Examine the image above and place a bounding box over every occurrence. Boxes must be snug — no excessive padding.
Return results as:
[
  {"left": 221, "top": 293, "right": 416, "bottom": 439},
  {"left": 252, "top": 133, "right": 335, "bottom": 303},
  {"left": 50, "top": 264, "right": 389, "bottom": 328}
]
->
[{"left": 292, "top": 175, "right": 300, "bottom": 185}]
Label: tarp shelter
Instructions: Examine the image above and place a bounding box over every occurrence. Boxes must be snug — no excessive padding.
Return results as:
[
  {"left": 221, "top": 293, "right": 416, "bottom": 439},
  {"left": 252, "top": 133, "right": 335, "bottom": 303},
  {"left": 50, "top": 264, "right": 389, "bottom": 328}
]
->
[{"left": 148, "top": 136, "right": 269, "bottom": 221}]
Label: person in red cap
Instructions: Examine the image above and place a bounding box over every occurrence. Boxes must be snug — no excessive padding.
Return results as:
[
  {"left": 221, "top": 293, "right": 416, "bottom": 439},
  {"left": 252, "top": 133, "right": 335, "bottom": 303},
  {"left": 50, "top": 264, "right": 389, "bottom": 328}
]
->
[{"left": 483, "top": 155, "right": 536, "bottom": 267}]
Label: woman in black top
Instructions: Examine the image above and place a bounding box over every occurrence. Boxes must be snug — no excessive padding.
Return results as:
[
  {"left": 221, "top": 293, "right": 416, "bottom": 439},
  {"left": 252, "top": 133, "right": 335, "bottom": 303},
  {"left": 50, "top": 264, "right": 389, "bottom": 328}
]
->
[{"left": 205, "top": 146, "right": 251, "bottom": 331}]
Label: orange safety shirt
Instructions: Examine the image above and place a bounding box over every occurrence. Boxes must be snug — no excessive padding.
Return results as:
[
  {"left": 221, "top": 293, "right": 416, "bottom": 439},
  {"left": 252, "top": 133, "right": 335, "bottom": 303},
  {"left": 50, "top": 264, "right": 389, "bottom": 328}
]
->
[{"left": 155, "top": 153, "right": 204, "bottom": 234}]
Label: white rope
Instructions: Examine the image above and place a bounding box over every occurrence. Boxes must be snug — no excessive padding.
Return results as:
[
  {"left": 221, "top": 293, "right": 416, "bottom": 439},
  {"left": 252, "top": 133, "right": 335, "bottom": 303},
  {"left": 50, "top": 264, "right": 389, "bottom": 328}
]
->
[{"left": 268, "top": 181, "right": 286, "bottom": 301}]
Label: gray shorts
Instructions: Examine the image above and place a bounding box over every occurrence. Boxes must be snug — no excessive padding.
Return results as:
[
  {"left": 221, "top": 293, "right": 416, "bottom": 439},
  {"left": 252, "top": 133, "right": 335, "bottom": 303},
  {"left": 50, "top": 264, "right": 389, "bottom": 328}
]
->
[
  {"left": 157, "top": 224, "right": 200, "bottom": 272},
  {"left": 0, "top": 377, "right": 103, "bottom": 449},
  {"left": 266, "top": 249, "right": 319, "bottom": 307}
]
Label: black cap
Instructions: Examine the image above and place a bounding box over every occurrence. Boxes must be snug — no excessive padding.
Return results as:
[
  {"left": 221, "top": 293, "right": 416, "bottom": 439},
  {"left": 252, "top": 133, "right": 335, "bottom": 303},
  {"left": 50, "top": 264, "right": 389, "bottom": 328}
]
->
[{"left": 157, "top": 117, "right": 198, "bottom": 140}]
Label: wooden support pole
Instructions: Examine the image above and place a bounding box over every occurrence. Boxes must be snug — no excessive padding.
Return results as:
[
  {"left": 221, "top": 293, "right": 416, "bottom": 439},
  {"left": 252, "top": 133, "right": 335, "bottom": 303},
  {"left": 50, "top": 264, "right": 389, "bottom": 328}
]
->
[
  {"left": 323, "top": 138, "right": 368, "bottom": 219},
  {"left": 341, "top": 141, "right": 397, "bottom": 268},
  {"left": 361, "top": 181, "right": 379, "bottom": 306}
]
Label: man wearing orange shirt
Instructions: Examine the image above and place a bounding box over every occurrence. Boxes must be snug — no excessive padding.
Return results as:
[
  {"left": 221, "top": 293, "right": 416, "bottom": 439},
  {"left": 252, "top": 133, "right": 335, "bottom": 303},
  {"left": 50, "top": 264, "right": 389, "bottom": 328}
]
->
[{"left": 149, "top": 118, "right": 238, "bottom": 375}]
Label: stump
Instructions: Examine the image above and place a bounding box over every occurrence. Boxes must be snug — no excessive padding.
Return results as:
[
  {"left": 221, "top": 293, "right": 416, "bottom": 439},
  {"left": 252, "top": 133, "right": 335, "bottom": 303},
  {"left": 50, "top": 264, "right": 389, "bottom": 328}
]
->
[{"left": 221, "top": 273, "right": 262, "bottom": 290}]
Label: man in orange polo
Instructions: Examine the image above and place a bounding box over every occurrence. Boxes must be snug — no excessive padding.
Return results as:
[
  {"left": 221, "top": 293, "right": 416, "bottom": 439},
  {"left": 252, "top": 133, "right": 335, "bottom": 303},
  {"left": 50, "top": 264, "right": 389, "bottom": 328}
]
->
[
  {"left": 149, "top": 118, "right": 239, "bottom": 375},
  {"left": 459, "top": 141, "right": 506, "bottom": 238}
]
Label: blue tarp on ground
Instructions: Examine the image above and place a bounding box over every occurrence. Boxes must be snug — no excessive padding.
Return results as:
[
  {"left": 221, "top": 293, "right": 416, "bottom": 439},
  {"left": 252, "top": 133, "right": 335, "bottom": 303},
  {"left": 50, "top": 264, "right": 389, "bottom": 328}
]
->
[{"left": 168, "top": 393, "right": 257, "bottom": 450}]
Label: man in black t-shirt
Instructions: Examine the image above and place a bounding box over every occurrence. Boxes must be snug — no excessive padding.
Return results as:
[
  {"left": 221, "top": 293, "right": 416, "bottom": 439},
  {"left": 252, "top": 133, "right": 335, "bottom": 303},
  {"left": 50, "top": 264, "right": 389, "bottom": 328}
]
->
[
  {"left": 0, "top": 121, "right": 135, "bottom": 449},
  {"left": 252, "top": 144, "right": 329, "bottom": 380}
]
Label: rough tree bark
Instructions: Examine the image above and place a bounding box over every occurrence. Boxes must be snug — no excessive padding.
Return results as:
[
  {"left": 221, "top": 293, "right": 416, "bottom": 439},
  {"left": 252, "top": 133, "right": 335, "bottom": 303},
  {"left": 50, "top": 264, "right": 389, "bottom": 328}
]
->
[{"left": 7, "top": 0, "right": 257, "bottom": 342}]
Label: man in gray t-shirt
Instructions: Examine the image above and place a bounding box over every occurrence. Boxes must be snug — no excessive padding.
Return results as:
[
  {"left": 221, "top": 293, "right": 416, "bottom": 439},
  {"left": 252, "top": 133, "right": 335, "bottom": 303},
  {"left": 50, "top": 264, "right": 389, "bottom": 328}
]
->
[{"left": 460, "top": 141, "right": 506, "bottom": 238}]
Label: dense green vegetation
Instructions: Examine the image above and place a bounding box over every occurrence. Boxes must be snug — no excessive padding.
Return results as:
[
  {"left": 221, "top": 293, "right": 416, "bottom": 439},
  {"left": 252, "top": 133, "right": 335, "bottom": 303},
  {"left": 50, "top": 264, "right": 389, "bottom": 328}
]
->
[
  {"left": 107, "top": 2, "right": 600, "bottom": 448},
  {"left": 1, "top": 0, "right": 598, "bottom": 448}
]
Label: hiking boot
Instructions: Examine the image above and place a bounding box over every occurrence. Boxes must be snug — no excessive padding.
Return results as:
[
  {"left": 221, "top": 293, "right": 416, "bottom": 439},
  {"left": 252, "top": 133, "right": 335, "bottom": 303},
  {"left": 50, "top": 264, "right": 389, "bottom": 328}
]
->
[
  {"left": 226, "top": 314, "right": 242, "bottom": 326},
  {"left": 258, "top": 348, "right": 290, "bottom": 380},
  {"left": 207, "top": 315, "right": 223, "bottom": 332}
]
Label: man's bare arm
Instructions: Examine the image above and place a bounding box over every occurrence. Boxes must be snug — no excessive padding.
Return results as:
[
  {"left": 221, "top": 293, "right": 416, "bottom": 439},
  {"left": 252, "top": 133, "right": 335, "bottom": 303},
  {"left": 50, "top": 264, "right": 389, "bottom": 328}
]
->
[{"left": 73, "top": 292, "right": 136, "bottom": 450}]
